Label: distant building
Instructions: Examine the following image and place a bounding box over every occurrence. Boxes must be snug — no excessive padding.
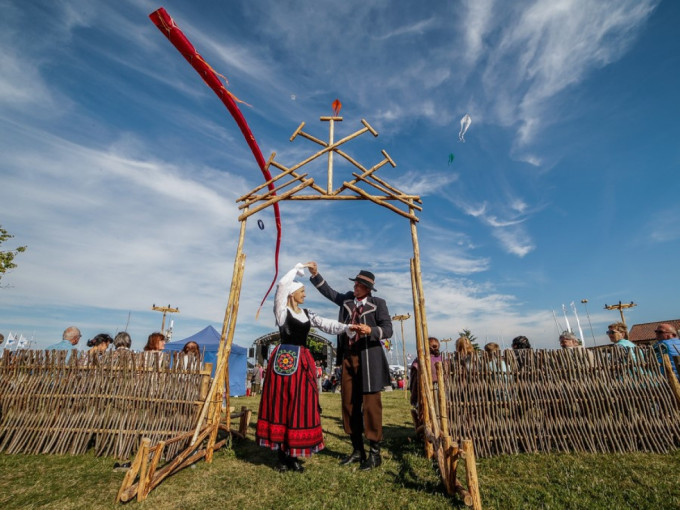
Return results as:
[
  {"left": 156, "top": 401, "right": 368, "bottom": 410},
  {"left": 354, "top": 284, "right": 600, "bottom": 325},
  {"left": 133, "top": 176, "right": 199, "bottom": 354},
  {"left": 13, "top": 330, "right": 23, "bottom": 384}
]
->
[{"left": 629, "top": 320, "right": 680, "bottom": 346}]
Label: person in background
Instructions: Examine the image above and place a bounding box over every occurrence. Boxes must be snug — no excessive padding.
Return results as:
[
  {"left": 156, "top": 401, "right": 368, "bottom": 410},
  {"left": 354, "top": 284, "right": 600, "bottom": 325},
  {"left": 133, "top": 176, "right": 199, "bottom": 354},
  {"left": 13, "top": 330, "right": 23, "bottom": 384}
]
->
[
  {"left": 252, "top": 363, "right": 263, "bottom": 395},
  {"left": 86, "top": 333, "right": 113, "bottom": 354},
  {"left": 559, "top": 331, "right": 581, "bottom": 349},
  {"left": 484, "top": 342, "right": 508, "bottom": 371},
  {"left": 511, "top": 335, "right": 532, "bottom": 370},
  {"left": 511, "top": 336, "right": 532, "bottom": 350},
  {"left": 653, "top": 323, "right": 680, "bottom": 378},
  {"left": 46, "top": 326, "right": 81, "bottom": 350},
  {"left": 182, "top": 341, "right": 200, "bottom": 357},
  {"left": 113, "top": 332, "right": 132, "bottom": 351},
  {"left": 606, "top": 322, "right": 635, "bottom": 349},
  {"left": 144, "top": 332, "right": 166, "bottom": 352},
  {"left": 455, "top": 335, "right": 475, "bottom": 364},
  {"left": 410, "top": 337, "right": 442, "bottom": 408},
  {"left": 315, "top": 360, "right": 323, "bottom": 394}
]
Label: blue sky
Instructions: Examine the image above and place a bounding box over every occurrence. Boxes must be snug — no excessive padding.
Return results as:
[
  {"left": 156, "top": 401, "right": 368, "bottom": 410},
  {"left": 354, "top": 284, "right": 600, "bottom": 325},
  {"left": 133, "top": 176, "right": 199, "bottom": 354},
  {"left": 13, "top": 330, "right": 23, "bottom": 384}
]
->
[{"left": 1, "top": 0, "right": 678, "bottom": 354}]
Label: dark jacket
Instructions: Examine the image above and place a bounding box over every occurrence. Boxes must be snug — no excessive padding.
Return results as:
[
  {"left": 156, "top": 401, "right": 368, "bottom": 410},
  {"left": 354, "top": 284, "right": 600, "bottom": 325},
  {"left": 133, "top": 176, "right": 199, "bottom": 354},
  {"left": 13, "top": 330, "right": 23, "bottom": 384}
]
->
[{"left": 310, "top": 272, "right": 392, "bottom": 392}]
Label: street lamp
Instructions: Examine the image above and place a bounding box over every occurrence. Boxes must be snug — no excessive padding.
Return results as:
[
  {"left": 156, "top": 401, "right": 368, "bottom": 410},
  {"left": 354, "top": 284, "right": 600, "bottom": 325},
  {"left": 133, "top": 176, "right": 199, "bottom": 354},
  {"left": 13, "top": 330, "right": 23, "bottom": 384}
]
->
[{"left": 580, "top": 299, "right": 596, "bottom": 347}]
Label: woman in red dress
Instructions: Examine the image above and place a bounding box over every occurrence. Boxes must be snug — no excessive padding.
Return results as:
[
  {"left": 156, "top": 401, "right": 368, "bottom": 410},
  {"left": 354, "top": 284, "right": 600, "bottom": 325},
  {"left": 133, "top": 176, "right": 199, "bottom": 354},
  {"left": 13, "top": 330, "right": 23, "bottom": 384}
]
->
[{"left": 256, "top": 263, "right": 355, "bottom": 472}]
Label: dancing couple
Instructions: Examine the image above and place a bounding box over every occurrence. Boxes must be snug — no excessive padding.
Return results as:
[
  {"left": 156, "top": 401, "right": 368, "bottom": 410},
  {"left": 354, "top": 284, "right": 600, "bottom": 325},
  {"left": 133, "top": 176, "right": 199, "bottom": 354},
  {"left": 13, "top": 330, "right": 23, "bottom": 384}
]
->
[{"left": 256, "top": 261, "right": 393, "bottom": 473}]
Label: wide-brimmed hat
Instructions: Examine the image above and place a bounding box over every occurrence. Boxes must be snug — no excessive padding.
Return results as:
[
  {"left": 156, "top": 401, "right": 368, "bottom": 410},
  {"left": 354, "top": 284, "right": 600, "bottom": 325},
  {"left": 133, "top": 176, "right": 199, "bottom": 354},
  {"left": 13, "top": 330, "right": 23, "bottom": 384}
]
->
[{"left": 349, "top": 270, "right": 376, "bottom": 291}]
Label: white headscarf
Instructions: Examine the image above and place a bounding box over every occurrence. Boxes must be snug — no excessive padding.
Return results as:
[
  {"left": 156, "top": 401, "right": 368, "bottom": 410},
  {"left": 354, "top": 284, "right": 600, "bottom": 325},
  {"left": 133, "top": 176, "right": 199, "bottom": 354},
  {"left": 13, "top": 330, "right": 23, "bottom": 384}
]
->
[{"left": 287, "top": 280, "right": 304, "bottom": 296}]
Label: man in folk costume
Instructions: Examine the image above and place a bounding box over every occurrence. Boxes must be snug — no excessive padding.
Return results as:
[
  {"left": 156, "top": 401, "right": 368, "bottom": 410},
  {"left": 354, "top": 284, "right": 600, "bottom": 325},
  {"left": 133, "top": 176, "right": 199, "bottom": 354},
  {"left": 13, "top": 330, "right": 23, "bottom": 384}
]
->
[{"left": 307, "top": 262, "right": 393, "bottom": 470}]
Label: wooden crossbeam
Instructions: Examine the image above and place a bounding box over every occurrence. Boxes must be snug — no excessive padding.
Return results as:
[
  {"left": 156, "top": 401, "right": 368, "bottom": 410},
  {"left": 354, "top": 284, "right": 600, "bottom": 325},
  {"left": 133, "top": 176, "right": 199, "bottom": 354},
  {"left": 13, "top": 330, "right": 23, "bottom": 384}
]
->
[
  {"left": 350, "top": 172, "right": 423, "bottom": 211},
  {"left": 236, "top": 152, "right": 278, "bottom": 202},
  {"left": 370, "top": 172, "right": 423, "bottom": 205},
  {"left": 238, "top": 180, "right": 315, "bottom": 221},
  {"left": 342, "top": 182, "right": 418, "bottom": 221},
  {"left": 267, "top": 160, "right": 327, "bottom": 194},
  {"left": 238, "top": 173, "right": 310, "bottom": 210}
]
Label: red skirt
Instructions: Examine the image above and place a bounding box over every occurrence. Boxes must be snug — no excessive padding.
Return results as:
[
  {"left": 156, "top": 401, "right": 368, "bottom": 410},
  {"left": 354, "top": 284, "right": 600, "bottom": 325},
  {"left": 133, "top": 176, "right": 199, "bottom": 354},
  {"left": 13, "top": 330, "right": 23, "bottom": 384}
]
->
[{"left": 256, "top": 344, "right": 324, "bottom": 457}]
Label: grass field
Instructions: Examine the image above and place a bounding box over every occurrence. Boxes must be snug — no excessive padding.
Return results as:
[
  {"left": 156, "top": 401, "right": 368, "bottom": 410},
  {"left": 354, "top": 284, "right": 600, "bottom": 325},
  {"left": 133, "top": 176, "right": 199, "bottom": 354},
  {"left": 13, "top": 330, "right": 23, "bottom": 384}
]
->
[{"left": 1, "top": 390, "right": 679, "bottom": 509}]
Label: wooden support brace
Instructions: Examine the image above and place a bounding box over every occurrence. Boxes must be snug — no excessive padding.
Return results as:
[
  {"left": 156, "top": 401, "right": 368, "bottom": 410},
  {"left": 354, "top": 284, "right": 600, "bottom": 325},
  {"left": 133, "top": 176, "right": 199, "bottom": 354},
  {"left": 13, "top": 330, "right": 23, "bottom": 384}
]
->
[
  {"left": 462, "top": 439, "right": 483, "bottom": 510},
  {"left": 238, "top": 406, "right": 252, "bottom": 438},
  {"left": 136, "top": 438, "right": 151, "bottom": 502},
  {"left": 290, "top": 122, "right": 305, "bottom": 141},
  {"left": 297, "top": 130, "right": 328, "bottom": 147},
  {"left": 267, "top": 160, "right": 327, "bottom": 195},
  {"left": 115, "top": 438, "right": 147, "bottom": 503},
  {"left": 236, "top": 152, "right": 277, "bottom": 201},
  {"left": 238, "top": 173, "right": 310, "bottom": 209},
  {"left": 238, "top": 179, "right": 315, "bottom": 221},
  {"left": 342, "top": 182, "right": 419, "bottom": 221},
  {"left": 371, "top": 173, "right": 423, "bottom": 204},
  {"left": 361, "top": 118, "right": 378, "bottom": 136},
  {"left": 350, "top": 172, "right": 423, "bottom": 211},
  {"left": 144, "top": 440, "right": 165, "bottom": 498},
  {"left": 381, "top": 149, "right": 396, "bottom": 167}
]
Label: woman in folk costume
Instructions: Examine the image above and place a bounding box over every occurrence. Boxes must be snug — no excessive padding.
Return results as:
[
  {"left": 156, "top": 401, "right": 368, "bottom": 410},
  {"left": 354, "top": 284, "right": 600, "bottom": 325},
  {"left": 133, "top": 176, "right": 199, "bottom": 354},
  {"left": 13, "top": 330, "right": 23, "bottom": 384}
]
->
[{"left": 256, "top": 263, "right": 356, "bottom": 472}]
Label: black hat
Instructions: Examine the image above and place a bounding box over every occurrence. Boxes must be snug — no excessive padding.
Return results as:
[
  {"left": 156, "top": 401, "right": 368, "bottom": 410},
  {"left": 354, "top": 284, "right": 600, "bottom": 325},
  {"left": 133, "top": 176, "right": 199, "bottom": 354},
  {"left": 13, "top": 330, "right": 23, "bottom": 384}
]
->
[{"left": 349, "top": 270, "right": 377, "bottom": 291}]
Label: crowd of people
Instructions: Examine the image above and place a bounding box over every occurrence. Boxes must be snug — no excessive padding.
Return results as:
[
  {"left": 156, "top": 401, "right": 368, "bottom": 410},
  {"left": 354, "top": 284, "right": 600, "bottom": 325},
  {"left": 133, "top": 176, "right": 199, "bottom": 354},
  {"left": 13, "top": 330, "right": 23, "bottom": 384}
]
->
[{"left": 44, "top": 326, "right": 202, "bottom": 362}]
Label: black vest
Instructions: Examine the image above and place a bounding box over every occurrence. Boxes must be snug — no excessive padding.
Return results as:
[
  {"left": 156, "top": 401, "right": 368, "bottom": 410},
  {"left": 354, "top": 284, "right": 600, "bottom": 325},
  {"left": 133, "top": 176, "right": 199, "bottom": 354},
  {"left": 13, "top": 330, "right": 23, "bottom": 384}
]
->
[{"left": 278, "top": 309, "right": 311, "bottom": 347}]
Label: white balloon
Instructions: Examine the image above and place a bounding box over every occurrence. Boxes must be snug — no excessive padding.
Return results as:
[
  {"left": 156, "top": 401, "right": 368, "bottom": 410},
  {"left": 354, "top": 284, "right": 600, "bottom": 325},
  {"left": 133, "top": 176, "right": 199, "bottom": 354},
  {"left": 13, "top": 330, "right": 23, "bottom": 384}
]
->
[{"left": 459, "top": 113, "right": 472, "bottom": 142}]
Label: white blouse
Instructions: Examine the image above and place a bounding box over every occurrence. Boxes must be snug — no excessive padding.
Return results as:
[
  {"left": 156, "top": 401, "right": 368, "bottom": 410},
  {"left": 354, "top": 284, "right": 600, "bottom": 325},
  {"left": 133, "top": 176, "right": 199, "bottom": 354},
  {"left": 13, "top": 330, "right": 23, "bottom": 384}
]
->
[{"left": 274, "top": 264, "right": 354, "bottom": 337}]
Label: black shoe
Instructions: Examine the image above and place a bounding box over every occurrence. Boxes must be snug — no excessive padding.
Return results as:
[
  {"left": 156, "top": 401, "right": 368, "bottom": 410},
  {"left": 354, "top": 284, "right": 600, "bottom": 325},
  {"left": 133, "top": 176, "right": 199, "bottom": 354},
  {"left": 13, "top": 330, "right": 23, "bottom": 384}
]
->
[
  {"left": 276, "top": 450, "right": 289, "bottom": 472},
  {"left": 287, "top": 457, "right": 305, "bottom": 473},
  {"left": 360, "top": 442, "right": 382, "bottom": 471},
  {"left": 339, "top": 449, "right": 366, "bottom": 466},
  {"left": 359, "top": 452, "right": 382, "bottom": 470}
]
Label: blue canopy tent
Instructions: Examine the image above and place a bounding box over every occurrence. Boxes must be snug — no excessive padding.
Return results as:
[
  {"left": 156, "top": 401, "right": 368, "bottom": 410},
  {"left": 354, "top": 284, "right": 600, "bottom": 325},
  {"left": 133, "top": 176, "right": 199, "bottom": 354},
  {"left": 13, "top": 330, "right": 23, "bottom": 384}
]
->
[{"left": 165, "top": 325, "right": 248, "bottom": 397}]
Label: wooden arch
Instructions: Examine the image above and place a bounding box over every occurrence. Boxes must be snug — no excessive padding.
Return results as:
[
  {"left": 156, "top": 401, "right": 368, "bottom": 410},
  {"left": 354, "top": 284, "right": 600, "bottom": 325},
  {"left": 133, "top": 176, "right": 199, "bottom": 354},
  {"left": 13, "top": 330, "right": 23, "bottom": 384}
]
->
[
  {"left": 120, "top": 112, "right": 480, "bottom": 506},
  {"left": 199, "top": 114, "right": 479, "bottom": 503}
]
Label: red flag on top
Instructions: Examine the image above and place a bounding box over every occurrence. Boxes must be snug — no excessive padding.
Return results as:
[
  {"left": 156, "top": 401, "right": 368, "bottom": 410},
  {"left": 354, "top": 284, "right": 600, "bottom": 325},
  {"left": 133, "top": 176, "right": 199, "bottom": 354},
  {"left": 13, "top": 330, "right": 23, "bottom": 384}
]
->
[{"left": 332, "top": 98, "right": 342, "bottom": 117}]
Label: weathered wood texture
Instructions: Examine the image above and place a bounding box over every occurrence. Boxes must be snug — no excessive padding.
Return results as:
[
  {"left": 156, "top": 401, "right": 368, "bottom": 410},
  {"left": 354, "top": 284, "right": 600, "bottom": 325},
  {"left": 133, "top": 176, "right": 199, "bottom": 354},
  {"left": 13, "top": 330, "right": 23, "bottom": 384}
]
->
[
  {"left": 441, "top": 347, "right": 680, "bottom": 458},
  {"left": 0, "top": 349, "right": 205, "bottom": 460}
]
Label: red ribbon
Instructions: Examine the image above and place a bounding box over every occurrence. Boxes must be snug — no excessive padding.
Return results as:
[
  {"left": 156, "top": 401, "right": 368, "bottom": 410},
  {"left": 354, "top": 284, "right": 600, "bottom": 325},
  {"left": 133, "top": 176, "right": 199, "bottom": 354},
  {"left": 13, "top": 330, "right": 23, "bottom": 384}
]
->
[{"left": 149, "top": 7, "right": 281, "bottom": 317}]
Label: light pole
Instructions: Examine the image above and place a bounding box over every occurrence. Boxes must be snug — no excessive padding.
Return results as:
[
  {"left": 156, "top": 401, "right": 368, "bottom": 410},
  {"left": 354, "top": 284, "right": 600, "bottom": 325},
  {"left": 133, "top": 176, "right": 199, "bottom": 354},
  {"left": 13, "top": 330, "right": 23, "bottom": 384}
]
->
[
  {"left": 392, "top": 313, "right": 411, "bottom": 398},
  {"left": 604, "top": 300, "right": 637, "bottom": 336},
  {"left": 581, "top": 299, "right": 596, "bottom": 347}
]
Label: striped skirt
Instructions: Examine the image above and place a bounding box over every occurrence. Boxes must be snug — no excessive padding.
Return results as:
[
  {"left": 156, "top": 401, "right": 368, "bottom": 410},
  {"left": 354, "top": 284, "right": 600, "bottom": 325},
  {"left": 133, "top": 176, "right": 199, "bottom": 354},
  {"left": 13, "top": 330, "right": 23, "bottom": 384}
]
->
[{"left": 256, "top": 344, "right": 324, "bottom": 457}]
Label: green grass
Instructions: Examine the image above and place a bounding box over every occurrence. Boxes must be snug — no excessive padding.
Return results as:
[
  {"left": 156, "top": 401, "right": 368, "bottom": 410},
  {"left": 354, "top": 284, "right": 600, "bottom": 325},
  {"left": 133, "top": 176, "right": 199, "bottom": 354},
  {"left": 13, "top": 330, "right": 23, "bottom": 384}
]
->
[{"left": 1, "top": 391, "right": 679, "bottom": 509}]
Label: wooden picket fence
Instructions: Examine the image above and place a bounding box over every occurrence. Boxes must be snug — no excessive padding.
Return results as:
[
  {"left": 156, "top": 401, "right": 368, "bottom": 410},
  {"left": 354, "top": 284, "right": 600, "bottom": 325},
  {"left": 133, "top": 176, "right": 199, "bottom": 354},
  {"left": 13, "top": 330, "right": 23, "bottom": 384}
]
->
[
  {"left": 0, "top": 349, "right": 209, "bottom": 460},
  {"left": 441, "top": 347, "right": 680, "bottom": 458}
]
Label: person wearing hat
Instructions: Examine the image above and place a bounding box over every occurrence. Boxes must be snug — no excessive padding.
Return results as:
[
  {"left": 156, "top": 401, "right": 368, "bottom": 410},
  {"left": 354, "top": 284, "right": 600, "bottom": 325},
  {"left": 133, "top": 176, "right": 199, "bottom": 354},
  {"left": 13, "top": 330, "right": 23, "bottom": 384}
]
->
[
  {"left": 256, "top": 263, "right": 358, "bottom": 473},
  {"left": 307, "top": 261, "right": 393, "bottom": 470}
]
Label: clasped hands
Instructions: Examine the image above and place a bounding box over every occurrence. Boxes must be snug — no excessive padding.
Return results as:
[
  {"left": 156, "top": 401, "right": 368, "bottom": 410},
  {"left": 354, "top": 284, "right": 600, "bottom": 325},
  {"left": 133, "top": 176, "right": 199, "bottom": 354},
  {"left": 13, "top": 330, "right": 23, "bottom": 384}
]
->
[
  {"left": 349, "top": 324, "right": 371, "bottom": 336},
  {"left": 303, "top": 261, "right": 370, "bottom": 336}
]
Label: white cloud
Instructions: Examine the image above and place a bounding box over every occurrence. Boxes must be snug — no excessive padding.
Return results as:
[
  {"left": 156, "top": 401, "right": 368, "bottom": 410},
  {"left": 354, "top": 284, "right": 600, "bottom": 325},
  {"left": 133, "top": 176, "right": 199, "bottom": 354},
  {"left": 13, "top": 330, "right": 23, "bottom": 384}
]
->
[
  {"left": 428, "top": 251, "right": 490, "bottom": 275},
  {"left": 393, "top": 170, "right": 459, "bottom": 196},
  {"left": 493, "top": 227, "right": 535, "bottom": 257}
]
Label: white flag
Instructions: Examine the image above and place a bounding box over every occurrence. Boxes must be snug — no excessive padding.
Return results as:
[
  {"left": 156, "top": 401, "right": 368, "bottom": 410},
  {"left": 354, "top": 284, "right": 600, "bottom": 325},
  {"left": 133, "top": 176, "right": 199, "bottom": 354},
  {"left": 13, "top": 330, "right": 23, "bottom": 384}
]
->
[
  {"left": 5, "top": 332, "right": 16, "bottom": 347},
  {"left": 17, "top": 335, "right": 28, "bottom": 349}
]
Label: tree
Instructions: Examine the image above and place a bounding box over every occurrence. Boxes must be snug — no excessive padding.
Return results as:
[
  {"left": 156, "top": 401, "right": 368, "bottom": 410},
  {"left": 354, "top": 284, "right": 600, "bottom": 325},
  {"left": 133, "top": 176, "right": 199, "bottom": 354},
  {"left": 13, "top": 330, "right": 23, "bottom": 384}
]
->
[
  {"left": 459, "top": 328, "right": 481, "bottom": 351},
  {"left": 0, "top": 225, "right": 27, "bottom": 284}
]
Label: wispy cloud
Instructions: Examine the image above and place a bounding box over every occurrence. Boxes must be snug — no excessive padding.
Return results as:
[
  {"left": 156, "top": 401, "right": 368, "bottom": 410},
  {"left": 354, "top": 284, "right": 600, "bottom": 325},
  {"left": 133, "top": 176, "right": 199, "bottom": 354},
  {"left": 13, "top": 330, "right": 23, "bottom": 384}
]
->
[
  {"left": 393, "top": 170, "right": 459, "bottom": 196},
  {"left": 476, "top": 0, "right": 660, "bottom": 145},
  {"left": 493, "top": 227, "right": 535, "bottom": 257}
]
